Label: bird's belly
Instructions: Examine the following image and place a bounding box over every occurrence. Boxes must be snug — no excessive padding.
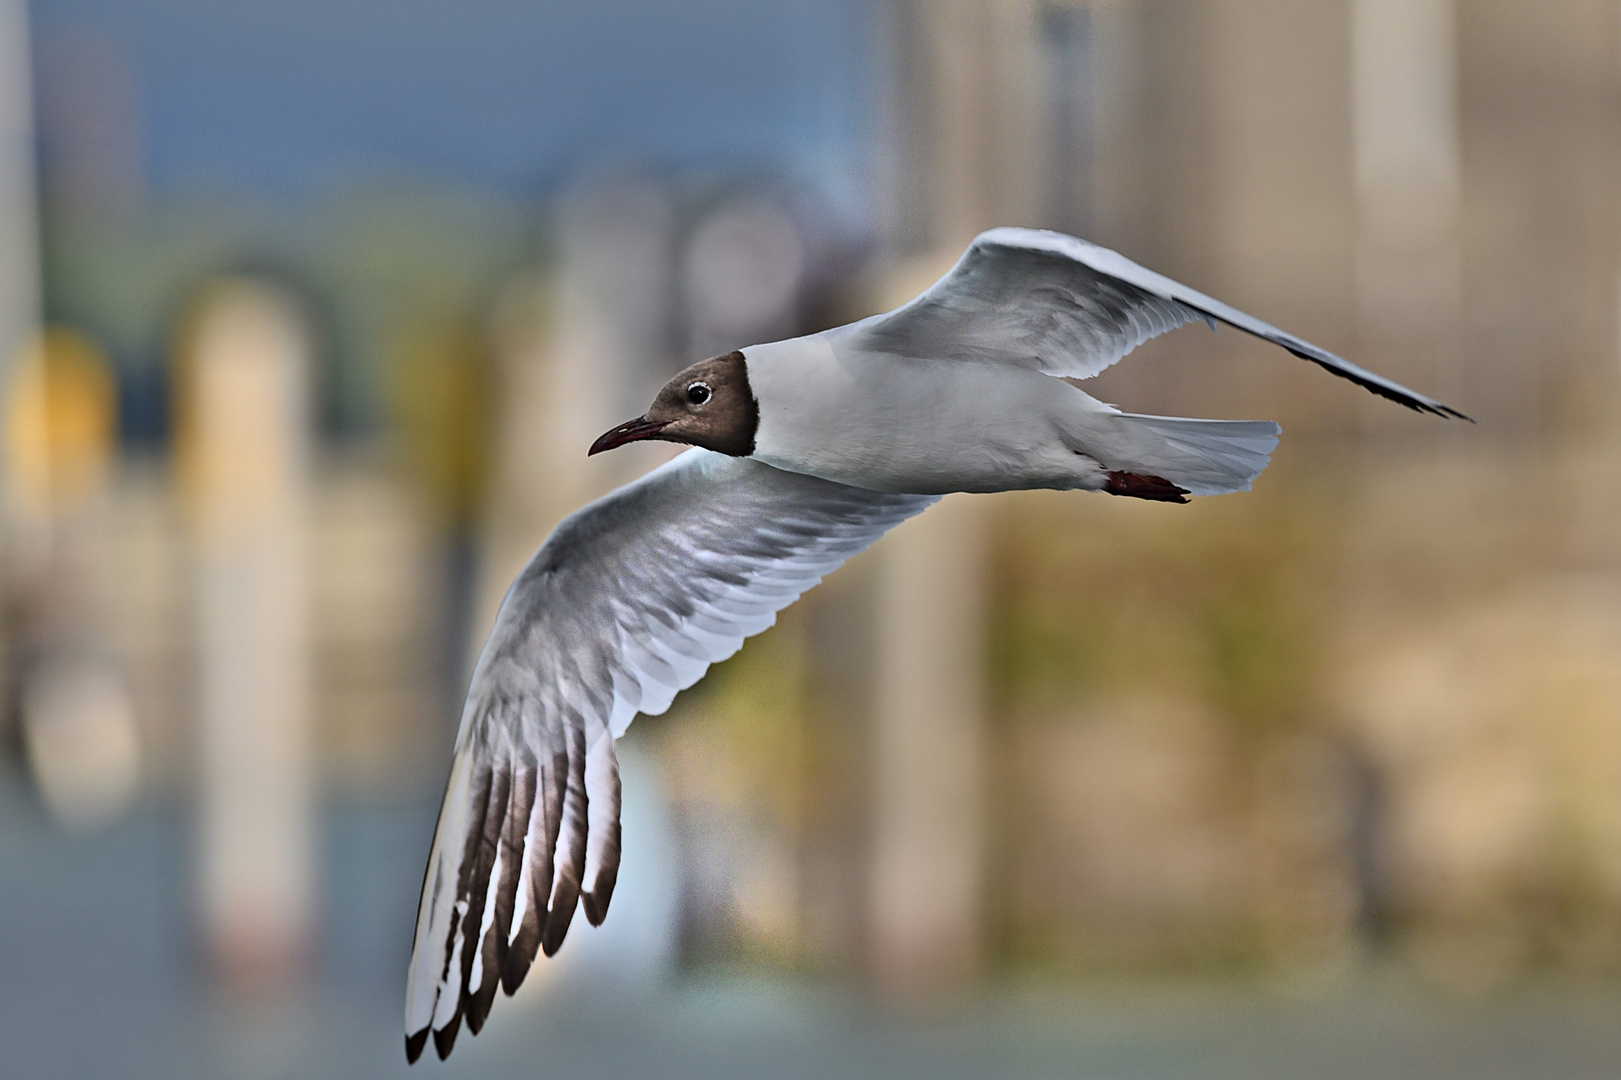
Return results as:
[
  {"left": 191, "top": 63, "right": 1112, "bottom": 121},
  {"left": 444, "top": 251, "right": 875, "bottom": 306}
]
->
[
  {"left": 761, "top": 416, "right": 1093, "bottom": 493},
  {"left": 826, "top": 452, "right": 1093, "bottom": 495},
  {"left": 749, "top": 345, "right": 1105, "bottom": 495}
]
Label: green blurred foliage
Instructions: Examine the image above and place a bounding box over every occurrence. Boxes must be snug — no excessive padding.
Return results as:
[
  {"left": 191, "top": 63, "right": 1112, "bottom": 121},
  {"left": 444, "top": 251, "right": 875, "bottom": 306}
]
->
[{"left": 39, "top": 182, "right": 536, "bottom": 440}]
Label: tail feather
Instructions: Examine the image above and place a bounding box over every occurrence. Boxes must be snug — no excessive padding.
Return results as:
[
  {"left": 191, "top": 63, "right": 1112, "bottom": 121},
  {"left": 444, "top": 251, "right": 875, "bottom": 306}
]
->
[{"left": 1098, "top": 412, "right": 1280, "bottom": 497}]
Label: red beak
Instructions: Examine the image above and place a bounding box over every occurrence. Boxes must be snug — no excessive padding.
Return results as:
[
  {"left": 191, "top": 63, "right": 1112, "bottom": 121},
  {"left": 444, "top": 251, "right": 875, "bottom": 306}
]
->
[{"left": 588, "top": 416, "right": 670, "bottom": 456}]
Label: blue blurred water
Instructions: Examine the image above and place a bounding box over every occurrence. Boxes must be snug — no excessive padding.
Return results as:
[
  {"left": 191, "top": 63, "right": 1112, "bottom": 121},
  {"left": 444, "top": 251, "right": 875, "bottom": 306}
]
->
[{"left": 3, "top": 774, "right": 1621, "bottom": 1080}]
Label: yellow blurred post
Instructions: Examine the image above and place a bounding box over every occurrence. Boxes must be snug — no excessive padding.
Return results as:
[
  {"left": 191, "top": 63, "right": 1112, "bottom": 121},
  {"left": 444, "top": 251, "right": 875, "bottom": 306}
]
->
[
  {"left": 177, "top": 280, "right": 314, "bottom": 988},
  {"left": 5, "top": 329, "right": 116, "bottom": 527},
  {"left": 3, "top": 328, "right": 139, "bottom": 829}
]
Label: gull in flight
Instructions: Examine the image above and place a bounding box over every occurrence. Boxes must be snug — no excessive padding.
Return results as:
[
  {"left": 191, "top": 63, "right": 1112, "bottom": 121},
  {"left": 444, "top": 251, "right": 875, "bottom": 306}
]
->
[{"left": 404, "top": 227, "right": 1466, "bottom": 1061}]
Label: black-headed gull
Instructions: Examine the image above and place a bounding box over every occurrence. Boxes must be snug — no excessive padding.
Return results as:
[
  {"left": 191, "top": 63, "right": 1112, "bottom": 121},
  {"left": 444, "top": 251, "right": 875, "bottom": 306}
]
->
[{"left": 404, "top": 227, "right": 1465, "bottom": 1061}]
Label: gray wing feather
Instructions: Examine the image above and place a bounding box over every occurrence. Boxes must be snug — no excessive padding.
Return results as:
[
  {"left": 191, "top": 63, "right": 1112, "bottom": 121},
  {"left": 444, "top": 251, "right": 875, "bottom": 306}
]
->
[
  {"left": 851, "top": 227, "right": 1469, "bottom": 420},
  {"left": 405, "top": 449, "right": 936, "bottom": 1060}
]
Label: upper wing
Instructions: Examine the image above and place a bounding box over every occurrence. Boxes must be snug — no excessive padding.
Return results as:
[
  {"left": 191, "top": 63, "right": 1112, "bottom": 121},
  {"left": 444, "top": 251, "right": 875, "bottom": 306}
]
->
[
  {"left": 404, "top": 449, "right": 937, "bottom": 1062},
  {"left": 848, "top": 227, "right": 1469, "bottom": 420}
]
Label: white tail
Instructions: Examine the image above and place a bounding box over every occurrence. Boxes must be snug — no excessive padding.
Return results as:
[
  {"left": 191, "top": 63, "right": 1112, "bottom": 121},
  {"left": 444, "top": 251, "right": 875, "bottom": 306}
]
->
[{"left": 1096, "top": 412, "right": 1281, "bottom": 496}]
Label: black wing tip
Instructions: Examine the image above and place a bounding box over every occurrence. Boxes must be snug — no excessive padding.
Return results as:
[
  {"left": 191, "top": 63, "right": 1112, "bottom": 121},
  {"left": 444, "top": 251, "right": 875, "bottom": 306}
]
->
[
  {"left": 405, "top": 1028, "right": 429, "bottom": 1064},
  {"left": 581, "top": 891, "right": 609, "bottom": 927},
  {"left": 581, "top": 864, "right": 620, "bottom": 928},
  {"left": 540, "top": 897, "right": 579, "bottom": 958},
  {"left": 501, "top": 920, "right": 540, "bottom": 994},
  {"left": 1285, "top": 347, "right": 1473, "bottom": 421},
  {"left": 433, "top": 1012, "right": 462, "bottom": 1061},
  {"left": 500, "top": 950, "right": 534, "bottom": 996},
  {"left": 1379, "top": 388, "right": 1474, "bottom": 422},
  {"left": 466, "top": 972, "right": 501, "bottom": 1035}
]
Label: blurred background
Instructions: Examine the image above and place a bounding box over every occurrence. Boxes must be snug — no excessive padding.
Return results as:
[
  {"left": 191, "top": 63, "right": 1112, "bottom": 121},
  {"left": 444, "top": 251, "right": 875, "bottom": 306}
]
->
[{"left": 3, "top": 0, "right": 1621, "bottom": 1077}]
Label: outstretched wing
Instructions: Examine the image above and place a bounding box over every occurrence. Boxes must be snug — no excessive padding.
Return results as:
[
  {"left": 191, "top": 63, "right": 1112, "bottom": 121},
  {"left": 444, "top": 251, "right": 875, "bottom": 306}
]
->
[
  {"left": 405, "top": 449, "right": 937, "bottom": 1062},
  {"left": 849, "top": 227, "right": 1468, "bottom": 419}
]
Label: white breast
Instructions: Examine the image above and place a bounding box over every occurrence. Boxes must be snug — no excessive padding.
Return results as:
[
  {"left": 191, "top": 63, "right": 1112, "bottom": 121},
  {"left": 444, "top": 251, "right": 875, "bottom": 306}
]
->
[{"left": 743, "top": 335, "right": 1109, "bottom": 495}]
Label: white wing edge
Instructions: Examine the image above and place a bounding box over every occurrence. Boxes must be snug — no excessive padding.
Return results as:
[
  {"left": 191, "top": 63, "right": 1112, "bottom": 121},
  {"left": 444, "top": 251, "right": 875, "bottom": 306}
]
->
[{"left": 405, "top": 744, "right": 475, "bottom": 1043}]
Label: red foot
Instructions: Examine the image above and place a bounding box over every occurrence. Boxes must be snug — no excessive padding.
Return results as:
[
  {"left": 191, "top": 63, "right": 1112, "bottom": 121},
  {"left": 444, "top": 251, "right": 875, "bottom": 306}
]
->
[{"left": 1105, "top": 471, "right": 1190, "bottom": 503}]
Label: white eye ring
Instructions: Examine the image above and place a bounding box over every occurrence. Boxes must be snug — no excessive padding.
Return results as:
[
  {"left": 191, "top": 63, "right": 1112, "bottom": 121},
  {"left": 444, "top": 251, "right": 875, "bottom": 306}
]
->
[{"left": 686, "top": 381, "right": 712, "bottom": 405}]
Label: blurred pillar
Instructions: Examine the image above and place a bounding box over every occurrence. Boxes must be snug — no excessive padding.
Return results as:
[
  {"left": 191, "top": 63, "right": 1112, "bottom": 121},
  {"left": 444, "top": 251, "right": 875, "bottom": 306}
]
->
[
  {"left": 1038, "top": 2, "right": 1099, "bottom": 239},
  {"left": 683, "top": 193, "right": 805, "bottom": 361},
  {"left": 178, "top": 280, "right": 315, "bottom": 988},
  {"left": 0, "top": 0, "right": 39, "bottom": 375},
  {"left": 868, "top": 0, "right": 1041, "bottom": 999},
  {"left": 882, "top": 0, "right": 1043, "bottom": 258},
  {"left": 0, "top": 0, "right": 41, "bottom": 755},
  {"left": 868, "top": 495, "right": 988, "bottom": 995},
  {"left": 482, "top": 177, "right": 677, "bottom": 621},
  {"left": 1352, "top": 0, "right": 1464, "bottom": 429},
  {"left": 549, "top": 176, "right": 677, "bottom": 483}
]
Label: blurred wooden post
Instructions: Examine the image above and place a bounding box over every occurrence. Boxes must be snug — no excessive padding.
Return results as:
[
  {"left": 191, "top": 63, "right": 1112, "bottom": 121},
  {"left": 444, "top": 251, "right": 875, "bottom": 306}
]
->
[
  {"left": 179, "top": 280, "right": 314, "bottom": 988},
  {"left": 868, "top": 0, "right": 1041, "bottom": 999},
  {"left": 1352, "top": 0, "right": 1464, "bottom": 429}
]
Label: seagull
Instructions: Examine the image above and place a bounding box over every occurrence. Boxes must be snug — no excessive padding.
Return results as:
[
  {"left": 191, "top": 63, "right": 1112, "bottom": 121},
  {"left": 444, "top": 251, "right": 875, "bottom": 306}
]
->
[{"left": 404, "top": 227, "right": 1466, "bottom": 1062}]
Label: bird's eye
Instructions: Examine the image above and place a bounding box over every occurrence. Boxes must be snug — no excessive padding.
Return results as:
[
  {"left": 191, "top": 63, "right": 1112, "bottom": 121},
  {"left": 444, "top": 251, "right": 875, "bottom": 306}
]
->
[{"left": 686, "top": 382, "right": 712, "bottom": 405}]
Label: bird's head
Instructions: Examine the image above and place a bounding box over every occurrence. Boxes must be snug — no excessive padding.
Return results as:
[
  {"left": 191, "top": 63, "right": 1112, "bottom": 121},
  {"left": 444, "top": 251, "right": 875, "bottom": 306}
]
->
[{"left": 589, "top": 350, "right": 759, "bottom": 457}]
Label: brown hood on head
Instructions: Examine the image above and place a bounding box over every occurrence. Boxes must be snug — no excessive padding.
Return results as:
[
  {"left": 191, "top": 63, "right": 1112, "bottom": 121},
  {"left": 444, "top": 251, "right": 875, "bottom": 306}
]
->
[{"left": 589, "top": 350, "right": 758, "bottom": 458}]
